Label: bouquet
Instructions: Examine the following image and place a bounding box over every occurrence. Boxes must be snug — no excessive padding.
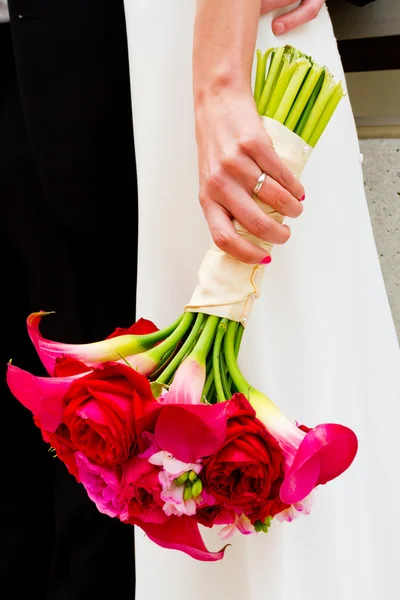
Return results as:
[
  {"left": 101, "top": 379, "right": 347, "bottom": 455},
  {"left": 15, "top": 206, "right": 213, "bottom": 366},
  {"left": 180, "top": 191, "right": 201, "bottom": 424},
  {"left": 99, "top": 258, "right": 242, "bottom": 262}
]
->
[{"left": 7, "top": 46, "right": 357, "bottom": 561}]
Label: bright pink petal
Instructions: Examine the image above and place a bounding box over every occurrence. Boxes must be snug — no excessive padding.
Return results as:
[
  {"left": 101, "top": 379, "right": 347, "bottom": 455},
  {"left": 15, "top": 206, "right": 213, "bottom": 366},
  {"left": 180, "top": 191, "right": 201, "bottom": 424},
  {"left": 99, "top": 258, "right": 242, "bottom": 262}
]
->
[
  {"left": 138, "top": 432, "right": 159, "bottom": 458},
  {"left": 280, "top": 452, "right": 320, "bottom": 505},
  {"left": 165, "top": 357, "right": 205, "bottom": 405},
  {"left": 234, "top": 514, "right": 256, "bottom": 536},
  {"left": 219, "top": 523, "right": 236, "bottom": 541},
  {"left": 280, "top": 424, "right": 358, "bottom": 504},
  {"left": 312, "top": 424, "right": 358, "bottom": 485},
  {"left": 7, "top": 364, "right": 72, "bottom": 432},
  {"left": 137, "top": 516, "right": 228, "bottom": 561},
  {"left": 123, "top": 455, "right": 159, "bottom": 486},
  {"left": 155, "top": 403, "right": 229, "bottom": 463},
  {"left": 75, "top": 452, "right": 126, "bottom": 518}
]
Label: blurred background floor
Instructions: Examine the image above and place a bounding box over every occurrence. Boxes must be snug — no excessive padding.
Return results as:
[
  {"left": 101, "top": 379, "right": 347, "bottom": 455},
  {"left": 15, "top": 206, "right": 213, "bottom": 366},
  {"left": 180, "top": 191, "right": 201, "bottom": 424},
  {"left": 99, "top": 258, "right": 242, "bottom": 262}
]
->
[{"left": 329, "top": 0, "right": 400, "bottom": 338}]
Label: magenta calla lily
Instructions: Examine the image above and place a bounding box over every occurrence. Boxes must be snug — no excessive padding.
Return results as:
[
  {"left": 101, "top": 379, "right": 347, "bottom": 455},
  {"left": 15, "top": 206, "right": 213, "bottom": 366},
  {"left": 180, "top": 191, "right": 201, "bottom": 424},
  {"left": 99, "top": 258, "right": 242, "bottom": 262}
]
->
[
  {"left": 137, "top": 515, "right": 228, "bottom": 562},
  {"left": 7, "top": 363, "right": 73, "bottom": 432},
  {"left": 27, "top": 312, "right": 164, "bottom": 376},
  {"left": 249, "top": 389, "right": 358, "bottom": 505},
  {"left": 279, "top": 423, "right": 358, "bottom": 504}
]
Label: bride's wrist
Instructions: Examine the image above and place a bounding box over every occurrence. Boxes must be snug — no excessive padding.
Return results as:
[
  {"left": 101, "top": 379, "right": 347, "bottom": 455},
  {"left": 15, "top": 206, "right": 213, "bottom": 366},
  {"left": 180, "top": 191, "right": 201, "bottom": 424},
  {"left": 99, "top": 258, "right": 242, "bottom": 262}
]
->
[{"left": 193, "top": 67, "right": 251, "bottom": 107}]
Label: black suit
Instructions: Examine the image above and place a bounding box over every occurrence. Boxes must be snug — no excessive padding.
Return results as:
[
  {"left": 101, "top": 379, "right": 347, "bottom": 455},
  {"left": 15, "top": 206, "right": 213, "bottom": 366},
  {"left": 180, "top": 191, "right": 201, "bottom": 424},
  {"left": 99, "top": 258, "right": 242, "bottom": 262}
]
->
[{"left": 1, "top": 1, "right": 137, "bottom": 598}]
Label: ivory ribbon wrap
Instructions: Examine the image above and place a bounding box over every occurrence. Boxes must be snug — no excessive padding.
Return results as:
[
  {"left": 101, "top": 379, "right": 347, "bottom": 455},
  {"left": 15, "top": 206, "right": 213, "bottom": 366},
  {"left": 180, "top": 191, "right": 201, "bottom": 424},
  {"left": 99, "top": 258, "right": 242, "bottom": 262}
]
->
[{"left": 185, "top": 117, "right": 313, "bottom": 324}]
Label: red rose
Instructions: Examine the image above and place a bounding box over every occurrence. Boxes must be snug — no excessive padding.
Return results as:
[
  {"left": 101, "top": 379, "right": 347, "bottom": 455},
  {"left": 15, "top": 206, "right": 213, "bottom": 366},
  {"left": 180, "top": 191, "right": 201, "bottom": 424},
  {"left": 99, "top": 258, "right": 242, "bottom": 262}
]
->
[
  {"left": 121, "top": 456, "right": 167, "bottom": 525},
  {"left": 35, "top": 417, "right": 79, "bottom": 480},
  {"left": 196, "top": 505, "right": 236, "bottom": 529},
  {"left": 202, "top": 394, "right": 287, "bottom": 523},
  {"left": 62, "top": 362, "right": 154, "bottom": 466}
]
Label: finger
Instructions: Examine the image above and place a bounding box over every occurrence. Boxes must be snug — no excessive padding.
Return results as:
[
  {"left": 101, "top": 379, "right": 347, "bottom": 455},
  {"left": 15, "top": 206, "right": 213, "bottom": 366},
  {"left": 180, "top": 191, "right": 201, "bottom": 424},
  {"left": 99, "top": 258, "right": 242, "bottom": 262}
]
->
[
  {"left": 258, "top": 176, "right": 304, "bottom": 218},
  {"left": 241, "top": 134, "right": 304, "bottom": 200},
  {"left": 223, "top": 153, "right": 303, "bottom": 218},
  {"left": 272, "top": 0, "right": 323, "bottom": 35},
  {"left": 260, "top": 0, "right": 297, "bottom": 16},
  {"left": 218, "top": 180, "right": 291, "bottom": 246},
  {"left": 202, "top": 202, "right": 271, "bottom": 265}
]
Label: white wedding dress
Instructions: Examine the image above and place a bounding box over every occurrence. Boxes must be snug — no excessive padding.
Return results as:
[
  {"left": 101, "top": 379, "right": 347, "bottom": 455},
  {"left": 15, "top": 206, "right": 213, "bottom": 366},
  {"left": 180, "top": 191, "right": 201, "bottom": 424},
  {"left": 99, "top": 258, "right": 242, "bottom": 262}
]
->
[{"left": 124, "top": 2, "right": 400, "bottom": 599}]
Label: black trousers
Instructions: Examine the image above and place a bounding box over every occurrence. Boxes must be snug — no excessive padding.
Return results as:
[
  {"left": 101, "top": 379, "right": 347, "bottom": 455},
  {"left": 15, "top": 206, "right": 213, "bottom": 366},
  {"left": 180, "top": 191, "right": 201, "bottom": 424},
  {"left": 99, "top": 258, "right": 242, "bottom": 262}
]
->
[{"left": 0, "top": 23, "right": 137, "bottom": 599}]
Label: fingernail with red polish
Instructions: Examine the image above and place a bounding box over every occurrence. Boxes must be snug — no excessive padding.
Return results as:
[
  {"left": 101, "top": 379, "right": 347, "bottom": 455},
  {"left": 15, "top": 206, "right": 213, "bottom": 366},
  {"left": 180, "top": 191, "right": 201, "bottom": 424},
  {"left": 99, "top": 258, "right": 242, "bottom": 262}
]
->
[
  {"left": 259, "top": 255, "right": 272, "bottom": 265},
  {"left": 299, "top": 194, "right": 306, "bottom": 201}
]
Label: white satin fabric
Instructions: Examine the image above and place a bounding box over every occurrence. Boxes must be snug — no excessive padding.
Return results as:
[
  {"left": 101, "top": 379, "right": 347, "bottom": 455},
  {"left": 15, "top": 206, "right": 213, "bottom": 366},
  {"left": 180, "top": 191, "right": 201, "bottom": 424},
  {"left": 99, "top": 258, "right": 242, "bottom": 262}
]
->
[{"left": 124, "top": 2, "right": 400, "bottom": 599}]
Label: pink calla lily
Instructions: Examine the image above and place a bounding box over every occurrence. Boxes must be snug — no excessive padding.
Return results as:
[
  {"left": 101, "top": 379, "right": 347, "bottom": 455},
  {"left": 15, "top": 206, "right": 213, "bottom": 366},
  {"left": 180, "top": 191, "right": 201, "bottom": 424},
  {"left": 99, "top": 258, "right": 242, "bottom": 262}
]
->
[
  {"left": 6, "top": 363, "right": 73, "bottom": 432},
  {"left": 249, "top": 390, "right": 358, "bottom": 505},
  {"left": 27, "top": 311, "right": 160, "bottom": 376},
  {"left": 137, "top": 515, "right": 228, "bottom": 562},
  {"left": 280, "top": 423, "right": 359, "bottom": 504},
  {"left": 164, "top": 357, "right": 205, "bottom": 404}
]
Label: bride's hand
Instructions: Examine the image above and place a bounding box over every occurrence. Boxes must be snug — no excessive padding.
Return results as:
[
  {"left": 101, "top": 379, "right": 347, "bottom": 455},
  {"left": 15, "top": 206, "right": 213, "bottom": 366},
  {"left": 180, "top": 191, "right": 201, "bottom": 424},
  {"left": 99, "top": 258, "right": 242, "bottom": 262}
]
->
[
  {"left": 260, "top": 0, "right": 325, "bottom": 35},
  {"left": 195, "top": 89, "right": 305, "bottom": 264}
]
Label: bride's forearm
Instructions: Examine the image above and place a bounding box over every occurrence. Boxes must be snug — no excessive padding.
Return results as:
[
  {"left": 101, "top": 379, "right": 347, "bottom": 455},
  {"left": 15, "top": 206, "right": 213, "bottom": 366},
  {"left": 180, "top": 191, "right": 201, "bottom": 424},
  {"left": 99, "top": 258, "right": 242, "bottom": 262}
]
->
[{"left": 193, "top": 0, "right": 261, "bottom": 103}]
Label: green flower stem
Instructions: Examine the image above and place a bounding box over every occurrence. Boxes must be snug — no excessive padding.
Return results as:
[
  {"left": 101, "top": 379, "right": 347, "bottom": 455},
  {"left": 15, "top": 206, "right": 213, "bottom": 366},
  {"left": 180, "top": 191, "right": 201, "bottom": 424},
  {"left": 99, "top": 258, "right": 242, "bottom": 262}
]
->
[
  {"left": 191, "top": 315, "right": 220, "bottom": 364},
  {"left": 203, "top": 369, "right": 214, "bottom": 401},
  {"left": 206, "top": 351, "right": 213, "bottom": 376},
  {"left": 254, "top": 49, "right": 272, "bottom": 107},
  {"left": 212, "top": 318, "right": 229, "bottom": 403},
  {"left": 234, "top": 323, "right": 245, "bottom": 358},
  {"left": 137, "top": 314, "right": 184, "bottom": 351},
  {"left": 307, "top": 81, "right": 344, "bottom": 147},
  {"left": 224, "top": 322, "right": 289, "bottom": 428},
  {"left": 149, "top": 346, "right": 177, "bottom": 381},
  {"left": 223, "top": 321, "right": 250, "bottom": 395},
  {"left": 284, "top": 63, "right": 323, "bottom": 132},
  {"left": 273, "top": 59, "right": 311, "bottom": 124},
  {"left": 146, "top": 312, "right": 195, "bottom": 365},
  {"left": 294, "top": 69, "right": 325, "bottom": 137},
  {"left": 300, "top": 70, "right": 335, "bottom": 142},
  {"left": 258, "top": 46, "right": 286, "bottom": 115},
  {"left": 207, "top": 381, "right": 216, "bottom": 404},
  {"left": 219, "top": 350, "right": 232, "bottom": 399},
  {"left": 156, "top": 312, "right": 205, "bottom": 384}
]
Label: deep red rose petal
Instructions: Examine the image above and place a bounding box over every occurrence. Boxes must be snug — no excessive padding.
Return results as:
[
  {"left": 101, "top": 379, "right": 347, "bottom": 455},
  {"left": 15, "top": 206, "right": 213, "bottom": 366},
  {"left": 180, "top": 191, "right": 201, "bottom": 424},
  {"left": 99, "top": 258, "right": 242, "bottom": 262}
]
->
[
  {"left": 106, "top": 318, "right": 159, "bottom": 339},
  {"left": 54, "top": 357, "right": 91, "bottom": 377}
]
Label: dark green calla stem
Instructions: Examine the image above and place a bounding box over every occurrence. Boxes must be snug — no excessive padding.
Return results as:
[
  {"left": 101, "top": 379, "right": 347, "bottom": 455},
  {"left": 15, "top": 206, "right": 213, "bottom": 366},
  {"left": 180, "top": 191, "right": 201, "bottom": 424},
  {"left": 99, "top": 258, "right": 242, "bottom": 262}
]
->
[
  {"left": 137, "top": 314, "right": 184, "bottom": 351},
  {"left": 223, "top": 321, "right": 250, "bottom": 395},
  {"left": 294, "top": 69, "right": 325, "bottom": 137},
  {"left": 219, "top": 350, "right": 231, "bottom": 399},
  {"left": 147, "top": 312, "right": 195, "bottom": 364},
  {"left": 203, "top": 369, "right": 214, "bottom": 401},
  {"left": 234, "top": 323, "right": 245, "bottom": 358},
  {"left": 156, "top": 312, "right": 205, "bottom": 384},
  {"left": 212, "top": 318, "right": 229, "bottom": 403}
]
